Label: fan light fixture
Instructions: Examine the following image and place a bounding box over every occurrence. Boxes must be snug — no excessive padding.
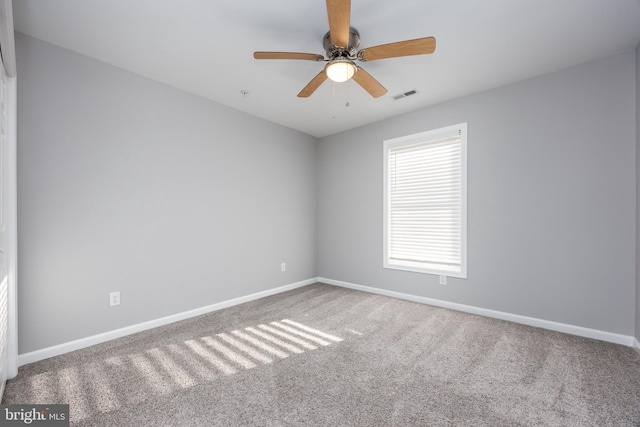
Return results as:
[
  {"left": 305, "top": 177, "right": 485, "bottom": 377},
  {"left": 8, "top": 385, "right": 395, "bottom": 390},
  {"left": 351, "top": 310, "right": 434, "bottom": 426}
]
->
[{"left": 325, "top": 58, "right": 356, "bottom": 82}]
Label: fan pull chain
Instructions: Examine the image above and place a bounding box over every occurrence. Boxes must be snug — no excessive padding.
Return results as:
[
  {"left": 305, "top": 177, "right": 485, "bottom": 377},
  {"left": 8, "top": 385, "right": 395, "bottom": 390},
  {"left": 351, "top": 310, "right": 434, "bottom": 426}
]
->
[
  {"left": 345, "top": 79, "right": 350, "bottom": 108},
  {"left": 332, "top": 80, "right": 337, "bottom": 119},
  {"left": 330, "top": 81, "right": 352, "bottom": 119}
]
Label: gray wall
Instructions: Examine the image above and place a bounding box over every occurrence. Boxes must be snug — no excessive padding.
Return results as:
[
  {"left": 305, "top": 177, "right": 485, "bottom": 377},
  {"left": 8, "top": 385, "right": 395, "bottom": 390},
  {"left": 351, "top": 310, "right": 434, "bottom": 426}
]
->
[
  {"left": 16, "top": 33, "right": 317, "bottom": 354},
  {"left": 636, "top": 41, "right": 640, "bottom": 343},
  {"left": 16, "top": 31, "right": 639, "bottom": 354},
  {"left": 318, "top": 51, "right": 637, "bottom": 335}
]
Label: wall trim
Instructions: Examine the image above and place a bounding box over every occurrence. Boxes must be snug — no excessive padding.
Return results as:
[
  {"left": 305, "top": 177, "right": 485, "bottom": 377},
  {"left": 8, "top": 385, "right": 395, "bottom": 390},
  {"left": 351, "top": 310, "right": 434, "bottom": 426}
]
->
[
  {"left": 633, "top": 338, "right": 640, "bottom": 355},
  {"left": 18, "top": 278, "right": 316, "bottom": 366},
  {"left": 4, "top": 75, "right": 17, "bottom": 380},
  {"left": 319, "top": 277, "right": 637, "bottom": 348}
]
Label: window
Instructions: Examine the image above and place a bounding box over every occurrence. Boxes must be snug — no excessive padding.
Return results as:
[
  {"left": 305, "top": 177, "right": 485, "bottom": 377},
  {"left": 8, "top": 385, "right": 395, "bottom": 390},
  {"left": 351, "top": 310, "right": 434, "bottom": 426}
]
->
[{"left": 383, "top": 123, "right": 467, "bottom": 278}]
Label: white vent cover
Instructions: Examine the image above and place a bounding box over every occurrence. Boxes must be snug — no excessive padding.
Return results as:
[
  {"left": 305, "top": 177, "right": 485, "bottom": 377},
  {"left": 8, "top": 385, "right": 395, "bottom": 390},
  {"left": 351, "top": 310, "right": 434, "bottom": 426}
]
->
[{"left": 392, "top": 89, "right": 419, "bottom": 100}]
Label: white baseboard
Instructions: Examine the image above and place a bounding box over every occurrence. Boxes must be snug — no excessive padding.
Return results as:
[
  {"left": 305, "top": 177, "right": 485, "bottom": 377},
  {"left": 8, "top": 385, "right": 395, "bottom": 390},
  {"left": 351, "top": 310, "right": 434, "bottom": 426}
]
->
[
  {"left": 18, "top": 278, "right": 317, "bottom": 366},
  {"left": 18, "top": 277, "right": 637, "bottom": 366},
  {"left": 319, "top": 277, "right": 636, "bottom": 348}
]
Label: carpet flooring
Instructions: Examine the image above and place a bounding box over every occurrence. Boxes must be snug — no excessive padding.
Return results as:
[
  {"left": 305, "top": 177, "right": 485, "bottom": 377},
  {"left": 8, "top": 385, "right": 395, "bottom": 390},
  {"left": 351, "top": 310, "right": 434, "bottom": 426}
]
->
[{"left": 3, "top": 283, "right": 640, "bottom": 426}]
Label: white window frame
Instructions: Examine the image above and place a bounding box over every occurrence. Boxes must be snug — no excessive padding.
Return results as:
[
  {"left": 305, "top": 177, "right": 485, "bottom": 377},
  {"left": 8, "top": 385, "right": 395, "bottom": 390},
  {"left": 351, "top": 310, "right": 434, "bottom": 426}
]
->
[{"left": 383, "top": 123, "right": 467, "bottom": 278}]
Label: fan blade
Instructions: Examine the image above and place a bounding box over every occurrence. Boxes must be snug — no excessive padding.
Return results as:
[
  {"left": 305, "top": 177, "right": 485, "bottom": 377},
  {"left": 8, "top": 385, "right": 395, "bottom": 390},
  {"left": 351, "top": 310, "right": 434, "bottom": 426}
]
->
[
  {"left": 352, "top": 66, "right": 387, "bottom": 98},
  {"left": 298, "top": 71, "right": 328, "bottom": 98},
  {"left": 326, "top": 0, "right": 351, "bottom": 47},
  {"left": 254, "top": 52, "right": 324, "bottom": 61},
  {"left": 359, "top": 37, "right": 436, "bottom": 61}
]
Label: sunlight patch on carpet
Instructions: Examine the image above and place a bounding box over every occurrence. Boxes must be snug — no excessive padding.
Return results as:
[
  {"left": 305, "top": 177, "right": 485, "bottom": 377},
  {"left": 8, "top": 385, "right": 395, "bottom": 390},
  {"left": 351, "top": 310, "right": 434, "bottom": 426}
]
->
[{"left": 6, "top": 319, "right": 344, "bottom": 425}]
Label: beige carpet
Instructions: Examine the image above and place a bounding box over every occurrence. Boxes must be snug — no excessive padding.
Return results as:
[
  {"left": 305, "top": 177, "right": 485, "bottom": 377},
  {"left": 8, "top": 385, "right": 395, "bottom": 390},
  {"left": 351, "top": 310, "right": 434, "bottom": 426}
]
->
[{"left": 3, "top": 283, "right": 640, "bottom": 426}]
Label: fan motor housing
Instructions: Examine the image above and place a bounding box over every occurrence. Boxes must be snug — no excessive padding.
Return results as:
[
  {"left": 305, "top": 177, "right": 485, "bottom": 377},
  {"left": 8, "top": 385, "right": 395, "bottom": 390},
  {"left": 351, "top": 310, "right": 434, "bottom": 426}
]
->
[{"left": 323, "top": 27, "right": 360, "bottom": 59}]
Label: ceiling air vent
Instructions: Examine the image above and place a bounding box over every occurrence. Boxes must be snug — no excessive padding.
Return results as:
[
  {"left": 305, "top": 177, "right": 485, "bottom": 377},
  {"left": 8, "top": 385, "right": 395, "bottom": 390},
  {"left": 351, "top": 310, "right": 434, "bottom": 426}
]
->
[{"left": 392, "top": 89, "right": 419, "bottom": 101}]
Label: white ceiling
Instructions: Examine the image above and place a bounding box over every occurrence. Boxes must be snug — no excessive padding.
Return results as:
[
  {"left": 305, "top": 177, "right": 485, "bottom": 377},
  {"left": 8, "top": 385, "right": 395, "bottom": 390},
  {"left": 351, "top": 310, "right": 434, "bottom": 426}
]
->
[{"left": 13, "top": 0, "right": 640, "bottom": 138}]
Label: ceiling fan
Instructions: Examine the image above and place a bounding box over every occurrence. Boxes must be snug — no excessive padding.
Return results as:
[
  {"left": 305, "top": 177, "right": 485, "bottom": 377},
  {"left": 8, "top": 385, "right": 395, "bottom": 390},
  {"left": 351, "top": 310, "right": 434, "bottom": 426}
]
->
[{"left": 253, "top": 0, "right": 436, "bottom": 98}]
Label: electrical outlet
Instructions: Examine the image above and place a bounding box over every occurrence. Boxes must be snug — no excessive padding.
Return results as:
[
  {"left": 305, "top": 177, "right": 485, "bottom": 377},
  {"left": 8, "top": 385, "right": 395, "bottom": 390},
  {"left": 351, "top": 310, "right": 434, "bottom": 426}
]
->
[
  {"left": 110, "top": 291, "right": 120, "bottom": 307},
  {"left": 439, "top": 276, "right": 447, "bottom": 285},
  {"left": 281, "top": 262, "right": 286, "bottom": 272}
]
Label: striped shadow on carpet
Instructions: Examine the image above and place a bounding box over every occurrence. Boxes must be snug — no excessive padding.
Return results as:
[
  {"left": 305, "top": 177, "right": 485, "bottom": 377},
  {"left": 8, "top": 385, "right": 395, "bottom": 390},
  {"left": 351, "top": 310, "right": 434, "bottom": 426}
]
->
[{"left": 3, "top": 283, "right": 640, "bottom": 426}]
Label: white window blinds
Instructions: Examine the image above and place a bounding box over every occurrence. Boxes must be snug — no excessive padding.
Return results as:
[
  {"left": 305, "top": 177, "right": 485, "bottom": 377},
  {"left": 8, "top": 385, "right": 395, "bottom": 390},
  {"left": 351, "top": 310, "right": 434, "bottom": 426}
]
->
[{"left": 384, "top": 123, "right": 467, "bottom": 277}]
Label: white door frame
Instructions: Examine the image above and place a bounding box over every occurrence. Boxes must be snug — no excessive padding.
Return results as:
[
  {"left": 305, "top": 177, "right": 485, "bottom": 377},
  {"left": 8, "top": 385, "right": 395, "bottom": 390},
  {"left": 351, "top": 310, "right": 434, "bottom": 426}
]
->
[
  {"left": 4, "top": 74, "right": 16, "bottom": 379},
  {"left": 0, "top": 0, "right": 18, "bottom": 379}
]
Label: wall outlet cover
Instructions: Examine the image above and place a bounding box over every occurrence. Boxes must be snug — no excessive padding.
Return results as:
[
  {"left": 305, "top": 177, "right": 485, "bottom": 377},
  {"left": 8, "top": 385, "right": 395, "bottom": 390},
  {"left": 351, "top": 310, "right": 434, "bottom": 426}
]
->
[{"left": 110, "top": 292, "right": 120, "bottom": 307}]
